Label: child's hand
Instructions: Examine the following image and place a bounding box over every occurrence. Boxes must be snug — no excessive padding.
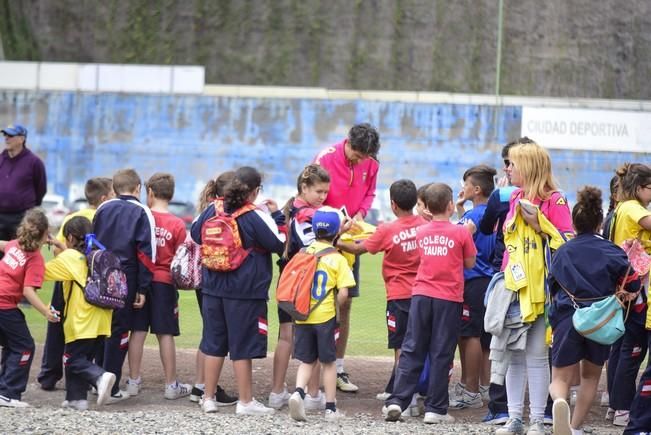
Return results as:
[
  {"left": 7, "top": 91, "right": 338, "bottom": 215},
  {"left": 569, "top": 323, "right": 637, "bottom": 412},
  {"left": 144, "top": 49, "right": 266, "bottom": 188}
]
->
[
  {"left": 133, "top": 293, "right": 146, "bottom": 309},
  {"left": 456, "top": 190, "right": 466, "bottom": 207},
  {"left": 340, "top": 217, "right": 354, "bottom": 234},
  {"left": 262, "top": 199, "right": 279, "bottom": 213},
  {"left": 47, "top": 307, "right": 60, "bottom": 323},
  {"left": 464, "top": 220, "right": 477, "bottom": 235},
  {"left": 496, "top": 175, "right": 509, "bottom": 188}
]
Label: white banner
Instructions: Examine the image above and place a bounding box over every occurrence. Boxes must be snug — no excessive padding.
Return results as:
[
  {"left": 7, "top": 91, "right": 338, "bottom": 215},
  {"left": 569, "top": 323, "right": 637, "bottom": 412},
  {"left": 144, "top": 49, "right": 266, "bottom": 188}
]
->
[{"left": 521, "top": 107, "right": 651, "bottom": 153}]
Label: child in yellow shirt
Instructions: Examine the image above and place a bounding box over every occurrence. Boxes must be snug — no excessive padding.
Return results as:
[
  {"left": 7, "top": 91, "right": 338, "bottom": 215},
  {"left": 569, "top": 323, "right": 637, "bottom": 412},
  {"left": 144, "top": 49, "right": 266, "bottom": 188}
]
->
[{"left": 46, "top": 216, "right": 116, "bottom": 410}]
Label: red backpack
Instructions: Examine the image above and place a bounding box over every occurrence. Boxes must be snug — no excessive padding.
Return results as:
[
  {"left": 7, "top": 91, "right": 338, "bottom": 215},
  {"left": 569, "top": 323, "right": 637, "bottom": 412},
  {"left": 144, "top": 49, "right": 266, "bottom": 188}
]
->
[
  {"left": 276, "top": 246, "right": 337, "bottom": 321},
  {"left": 200, "top": 199, "right": 257, "bottom": 272}
]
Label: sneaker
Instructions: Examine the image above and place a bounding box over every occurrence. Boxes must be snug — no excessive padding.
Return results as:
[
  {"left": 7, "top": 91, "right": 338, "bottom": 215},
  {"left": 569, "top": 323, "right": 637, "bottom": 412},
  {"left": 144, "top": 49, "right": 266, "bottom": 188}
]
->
[
  {"left": 526, "top": 420, "right": 545, "bottom": 435},
  {"left": 376, "top": 391, "right": 391, "bottom": 401},
  {"left": 0, "top": 395, "right": 29, "bottom": 408},
  {"left": 604, "top": 407, "right": 615, "bottom": 421},
  {"left": 200, "top": 396, "right": 218, "bottom": 413},
  {"left": 543, "top": 414, "right": 553, "bottom": 425},
  {"left": 483, "top": 411, "right": 510, "bottom": 425},
  {"left": 613, "top": 410, "right": 630, "bottom": 426},
  {"left": 106, "top": 390, "right": 130, "bottom": 405},
  {"left": 552, "top": 398, "right": 572, "bottom": 435},
  {"left": 424, "top": 412, "right": 455, "bottom": 424},
  {"left": 384, "top": 404, "right": 403, "bottom": 422},
  {"left": 268, "top": 388, "right": 291, "bottom": 410},
  {"left": 236, "top": 398, "right": 275, "bottom": 416},
  {"left": 96, "top": 372, "right": 116, "bottom": 406},
  {"left": 61, "top": 400, "right": 88, "bottom": 411},
  {"left": 288, "top": 391, "right": 307, "bottom": 421},
  {"left": 600, "top": 391, "right": 609, "bottom": 407},
  {"left": 190, "top": 386, "right": 204, "bottom": 403},
  {"left": 305, "top": 390, "right": 327, "bottom": 411},
  {"left": 336, "top": 372, "right": 358, "bottom": 392},
  {"left": 325, "top": 408, "right": 345, "bottom": 421},
  {"left": 381, "top": 403, "right": 416, "bottom": 419},
  {"left": 164, "top": 381, "right": 191, "bottom": 400},
  {"left": 449, "top": 382, "right": 466, "bottom": 401},
  {"left": 495, "top": 418, "right": 524, "bottom": 435},
  {"left": 449, "top": 389, "right": 483, "bottom": 409},
  {"left": 125, "top": 378, "right": 141, "bottom": 396},
  {"left": 480, "top": 384, "right": 490, "bottom": 402},
  {"left": 39, "top": 381, "right": 57, "bottom": 391},
  {"left": 216, "top": 385, "right": 238, "bottom": 406}
]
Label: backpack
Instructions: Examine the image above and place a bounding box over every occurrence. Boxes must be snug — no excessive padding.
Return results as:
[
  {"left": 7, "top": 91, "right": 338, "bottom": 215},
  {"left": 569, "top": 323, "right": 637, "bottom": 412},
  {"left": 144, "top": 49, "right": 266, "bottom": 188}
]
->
[
  {"left": 200, "top": 199, "right": 257, "bottom": 272},
  {"left": 276, "top": 246, "right": 337, "bottom": 321},
  {"left": 74, "top": 234, "right": 128, "bottom": 310},
  {"left": 170, "top": 239, "right": 202, "bottom": 290}
]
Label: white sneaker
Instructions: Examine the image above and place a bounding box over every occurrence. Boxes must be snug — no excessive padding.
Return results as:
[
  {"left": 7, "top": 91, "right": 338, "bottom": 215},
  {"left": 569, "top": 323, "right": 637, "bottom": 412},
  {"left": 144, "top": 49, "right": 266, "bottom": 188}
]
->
[
  {"left": 268, "top": 388, "right": 291, "bottom": 409},
  {"left": 600, "top": 391, "right": 610, "bottom": 407},
  {"left": 164, "top": 381, "right": 192, "bottom": 400},
  {"left": 449, "top": 382, "right": 466, "bottom": 401},
  {"left": 325, "top": 408, "right": 345, "bottom": 421},
  {"left": 61, "top": 400, "right": 89, "bottom": 411},
  {"left": 0, "top": 394, "right": 29, "bottom": 408},
  {"left": 613, "top": 410, "right": 630, "bottom": 426},
  {"left": 384, "top": 404, "right": 403, "bottom": 422},
  {"left": 526, "top": 420, "right": 545, "bottom": 435},
  {"left": 106, "top": 390, "right": 130, "bottom": 405},
  {"left": 424, "top": 411, "right": 455, "bottom": 424},
  {"left": 96, "top": 372, "right": 116, "bottom": 406},
  {"left": 200, "top": 396, "right": 219, "bottom": 413},
  {"left": 288, "top": 391, "right": 307, "bottom": 421},
  {"left": 449, "top": 389, "right": 483, "bottom": 409},
  {"left": 376, "top": 391, "right": 391, "bottom": 401},
  {"left": 236, "top": 398, "right": 275, "bottom": 416},
  {"left": 304, "top": 390, "right": 327, "bottom": 411},
  {"left": 605, "top": 407, "right": 615, "bottom": 421},
  {"left": 552, "top": 398, "right": 571, "bottom": 435},
  {"left": 336, "top": 372, "right": 359, "bottom": 392},
  {"left": 480, "top": 385, "right": 490, "bottom": 402},
  {"left": 125, "top": 378, "right": 141, "bottom": 396}
]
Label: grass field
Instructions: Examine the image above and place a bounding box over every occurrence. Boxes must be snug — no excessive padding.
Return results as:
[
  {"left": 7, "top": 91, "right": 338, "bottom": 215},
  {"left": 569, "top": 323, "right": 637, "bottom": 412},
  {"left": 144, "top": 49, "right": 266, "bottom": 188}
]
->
[{"left": 24, "top": 250, "right": 392, "bottom": 357}]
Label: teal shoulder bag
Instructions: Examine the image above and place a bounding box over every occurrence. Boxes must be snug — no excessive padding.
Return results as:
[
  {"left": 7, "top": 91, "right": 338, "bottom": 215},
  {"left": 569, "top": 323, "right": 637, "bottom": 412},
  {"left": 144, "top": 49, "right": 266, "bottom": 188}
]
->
[{"left": 559, "top": 268, "right": 630, "bottom": 346}]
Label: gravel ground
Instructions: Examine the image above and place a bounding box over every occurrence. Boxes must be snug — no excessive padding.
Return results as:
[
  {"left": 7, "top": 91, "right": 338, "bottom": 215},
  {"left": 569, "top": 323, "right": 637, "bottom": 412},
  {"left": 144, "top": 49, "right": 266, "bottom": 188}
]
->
[{"left": 0, "top": 346, "right": 625, "bottom": 434}]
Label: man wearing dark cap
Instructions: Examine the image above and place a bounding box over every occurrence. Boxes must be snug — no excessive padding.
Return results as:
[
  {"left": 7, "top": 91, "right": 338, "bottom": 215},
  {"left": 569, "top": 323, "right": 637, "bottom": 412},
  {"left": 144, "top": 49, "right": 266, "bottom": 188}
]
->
[{"left": 0, "top": 124, "right": 47, "bottom": 249}]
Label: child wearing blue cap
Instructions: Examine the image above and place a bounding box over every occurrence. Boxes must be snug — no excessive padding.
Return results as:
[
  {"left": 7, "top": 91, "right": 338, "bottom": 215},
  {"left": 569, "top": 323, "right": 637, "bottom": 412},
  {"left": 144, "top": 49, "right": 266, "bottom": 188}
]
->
[{"left": 288, "top": 206, "right": 356, "bottom": 422}]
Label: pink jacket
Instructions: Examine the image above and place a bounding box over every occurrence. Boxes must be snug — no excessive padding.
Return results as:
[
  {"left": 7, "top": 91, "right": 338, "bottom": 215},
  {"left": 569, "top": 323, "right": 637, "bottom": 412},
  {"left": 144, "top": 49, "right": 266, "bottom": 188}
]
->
[{"left": 313, "top": 139, "right": 379, "bottom": 217}]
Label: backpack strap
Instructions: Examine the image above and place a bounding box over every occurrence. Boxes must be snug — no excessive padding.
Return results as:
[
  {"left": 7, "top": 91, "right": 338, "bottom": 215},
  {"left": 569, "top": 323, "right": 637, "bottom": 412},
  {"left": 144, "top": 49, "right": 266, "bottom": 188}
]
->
[
  {"left": 304, "top": 246, "right": 340, "bottom": 317},
  {"left": 231, "top": 203, "right": 257, "bottom": 218}
]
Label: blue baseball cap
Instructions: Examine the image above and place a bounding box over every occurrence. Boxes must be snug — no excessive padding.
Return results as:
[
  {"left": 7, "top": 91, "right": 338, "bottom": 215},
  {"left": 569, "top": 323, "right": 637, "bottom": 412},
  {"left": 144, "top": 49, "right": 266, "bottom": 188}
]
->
[
  {"left": 312, "top": 206, "right": 343, "bottom": 238},
  {"left": 2, "top": 124, "right": 27, "bottom": 137}
]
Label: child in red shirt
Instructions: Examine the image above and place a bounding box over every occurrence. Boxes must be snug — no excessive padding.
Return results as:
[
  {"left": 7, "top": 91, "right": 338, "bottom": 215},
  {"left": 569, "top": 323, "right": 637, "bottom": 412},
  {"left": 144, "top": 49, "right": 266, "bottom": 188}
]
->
[
  {"left": 338, "top": 179, "right": 425, "bottom": 403},
  {"left": 384, "top": 183, "right": 476, "bottom": 425},
  {"left": 127, "top": 173, "right": 190, "bottom": 399},
  {"left": 0, "top": 209, "right": 59, "bottom": 407}
]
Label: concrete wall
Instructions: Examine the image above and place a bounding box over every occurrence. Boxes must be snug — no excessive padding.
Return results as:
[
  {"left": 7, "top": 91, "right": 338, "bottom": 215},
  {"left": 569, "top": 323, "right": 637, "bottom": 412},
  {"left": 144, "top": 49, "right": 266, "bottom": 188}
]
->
[{"left": 0, "top": 90, "right": 644, "bottom": 217}]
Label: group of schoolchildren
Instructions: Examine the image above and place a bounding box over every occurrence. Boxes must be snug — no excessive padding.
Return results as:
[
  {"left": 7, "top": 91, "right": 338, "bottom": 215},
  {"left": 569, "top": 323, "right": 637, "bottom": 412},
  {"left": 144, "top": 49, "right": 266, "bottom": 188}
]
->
[{"left": 0, "top": 136, "right": 649, "bottom": 435}]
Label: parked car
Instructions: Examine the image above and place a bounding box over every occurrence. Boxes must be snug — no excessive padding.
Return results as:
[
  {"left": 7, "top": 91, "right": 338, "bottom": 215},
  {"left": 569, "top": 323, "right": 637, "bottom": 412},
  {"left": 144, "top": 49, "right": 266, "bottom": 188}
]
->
[
  {"left": 168, "top": 200, "right": 196, "bottom": 229},
  {"left": 41, "top": 194, "right": 70, "bottom": 229}
]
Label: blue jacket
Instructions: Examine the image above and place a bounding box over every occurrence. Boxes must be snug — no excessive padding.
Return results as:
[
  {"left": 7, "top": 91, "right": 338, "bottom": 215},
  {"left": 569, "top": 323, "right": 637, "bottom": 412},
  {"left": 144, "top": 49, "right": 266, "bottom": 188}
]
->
[
  {"left": 93, "top": 195, "right": 156, "bottom": 295},
  {"left": 479, "top": 187, "right": 516, "bottom": 270},
  {"left": 191, "top": 203, "right": 285, "bottom": 300},
  {"left": 548, "top": 233, "right": 640, "bottom": 322}
]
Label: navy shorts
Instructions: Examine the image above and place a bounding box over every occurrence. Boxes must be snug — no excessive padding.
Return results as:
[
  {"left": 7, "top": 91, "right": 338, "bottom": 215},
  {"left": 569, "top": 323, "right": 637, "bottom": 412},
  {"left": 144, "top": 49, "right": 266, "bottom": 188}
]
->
[
  {"left": 460, "top": 276, "right": 491, "bottom": 338},
  {"left": 278, "top": 305, "right": 292, "bottom": 324},
  {"left": 132, "top": 282, "right": 180, "bottom": 336},
  {"left": 293, "top": 317, "right": 338, "bottom": 364},
  {"left": 551, "top": 313, "right": 610, "bottom": 367},
  {"left": 200, "top": 295, "right": 268, "bottom": 360},
  {"left": 387, "top": 299, "right": 411, "bottom": 349}
]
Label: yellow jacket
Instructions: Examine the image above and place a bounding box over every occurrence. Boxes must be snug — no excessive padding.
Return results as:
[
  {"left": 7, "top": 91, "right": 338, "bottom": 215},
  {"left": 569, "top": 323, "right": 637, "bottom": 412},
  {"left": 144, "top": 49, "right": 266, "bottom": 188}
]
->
[{"left": 504, "top": 202, "right": 570, "bottom": 323}]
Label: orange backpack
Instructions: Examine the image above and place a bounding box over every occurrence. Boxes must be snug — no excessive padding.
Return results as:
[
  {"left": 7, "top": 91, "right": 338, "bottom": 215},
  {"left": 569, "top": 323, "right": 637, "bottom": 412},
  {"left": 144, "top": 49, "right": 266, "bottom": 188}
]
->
[
  {"left": 200, "top": 199, "right": 257, "bottom": 272},
  {"left": 276, "top": 246, "right": 337, "bottom": 321}
]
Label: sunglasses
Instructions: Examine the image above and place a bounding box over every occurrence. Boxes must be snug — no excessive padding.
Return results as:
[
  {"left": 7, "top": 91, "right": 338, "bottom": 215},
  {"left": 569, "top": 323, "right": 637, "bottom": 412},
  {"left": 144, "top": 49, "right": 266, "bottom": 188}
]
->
[{"left": 503, "top": 159, "right": 511, "bottom": 167}]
